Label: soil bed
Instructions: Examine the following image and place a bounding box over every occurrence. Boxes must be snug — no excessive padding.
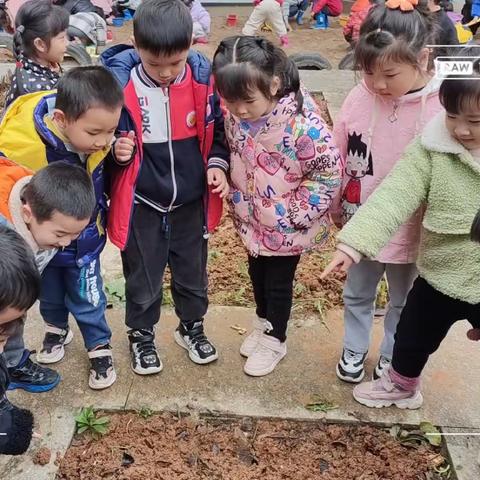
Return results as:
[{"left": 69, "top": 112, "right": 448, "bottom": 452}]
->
[{"left": 57, "top": 412, "right": 448, "bottom": 480}]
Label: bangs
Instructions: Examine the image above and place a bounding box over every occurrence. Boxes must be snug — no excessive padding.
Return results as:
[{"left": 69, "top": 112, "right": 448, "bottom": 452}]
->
[
  {"left": 440, "top": 78, "right": 480, "bottom": 115},
  {"left": 214, "top": 63, "right": 271, "bottom": 102},
  {"left": 49, "top": 6, "right": 70, "bottom": 36}
]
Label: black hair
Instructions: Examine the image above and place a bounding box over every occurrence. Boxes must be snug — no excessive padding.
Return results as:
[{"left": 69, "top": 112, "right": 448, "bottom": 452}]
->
[
  {"left": 0, "top": 224, "right": 40, "bottom": 313},
  {"left": 347, "top": 132, "right": 374, "bottom": 174},
  {"left": 212, "top": 35, "right": 303, "bottom": 112},
  {"left": 13, "top": 0, "right": 69, "bottom": 61},
  {"left": 55, "top": 66, "right": 124, "bottom": 121},
  {"left": 472, "top": 209, "right": 480, "bottom": 242},
  {"left": 134, "top": 0, "right": 193, "bottom": 56},
  {"left": 22, "top": 162, "right": 96, "bottom": 223},
  {"left": 439, "top": 49, "right": 480, "bottom": 115},
  {"left": 355, "top": 0, "right": 436, "bottom": 72}
]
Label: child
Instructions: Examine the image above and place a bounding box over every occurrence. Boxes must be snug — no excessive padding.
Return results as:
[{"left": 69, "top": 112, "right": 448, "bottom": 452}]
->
[
  {"left": 242, "top": 0, "right": 289, "bottom": 47},
  {"left": 428, "top": 0, "right": 458, "bottom": 57},
  {"left": 101, "top": 0, "right": 229, "bottom": 375},
  {"left": 331, "top": 0, "right": 443, "bottom": 384},
  {"left": 343, "top": 0, "right": 372, "bottom": 46},
  {"left": 181, "top": 0, "right": 211, "bottom": 43},
  {"left": 0, "top": 159, "right": 95, "bottom": 392},
  {"left": 283, "top": 0, "right": 310, "bottom": 26},
  {"left": 0, "top": 225, "right": 38, "bottom": 455},
  {"left": 212, "top": 35, "right": 342, "bottom": 376},
  {"left": 0, "top": 66, "right": 125, "bottom": 390},
  {"left": 322, "top": 52, "right": 480, "bottom": 409},
  {"left": 5, "top": 0, "right": 69, "bottom": 108},
  {"left": 311, "top": 0, "right": 343, "bottom": 24}
]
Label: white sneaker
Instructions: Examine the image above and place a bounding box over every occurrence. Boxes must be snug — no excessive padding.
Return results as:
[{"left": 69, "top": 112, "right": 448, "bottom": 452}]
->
[
  {"left": 336, "top": 348, "right": 367, "bottom": 383},
  {"left": 243, "top": 333, "right": 286, "bottom": 377},
  {"left": 240, "top": 317, "right": 272, "bottom": 357},
  {"left": 373, "top": 355, "right": 391, "bottom": 380},
  {"left": 88, "top": 346, "right": 116, "bottom": 390},
  {"left": 37, "top": 325, "right": 74, "bottom": 364}
]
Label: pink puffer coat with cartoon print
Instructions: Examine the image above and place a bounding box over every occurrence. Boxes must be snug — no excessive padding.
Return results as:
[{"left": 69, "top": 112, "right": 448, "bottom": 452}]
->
[{"left": 225, "top": 89, "right": 343, "bottom": 256}]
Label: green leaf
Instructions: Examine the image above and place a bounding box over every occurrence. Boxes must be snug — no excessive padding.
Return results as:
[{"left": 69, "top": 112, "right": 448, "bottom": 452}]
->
[
  {"left": 419, "top": 421, "right": 442, "bottom": 446},
  {"left": 93, "top": 416, "right": 110, "bottom": 425},
  {"left": 93, "top": 424, "right": 108, "bottom": 435},
  {"left": 77, "top": 425, "right": 89, "bottom": 434},
  {"left": 305, "top": 396, "right": 338, "bottom": 413}
]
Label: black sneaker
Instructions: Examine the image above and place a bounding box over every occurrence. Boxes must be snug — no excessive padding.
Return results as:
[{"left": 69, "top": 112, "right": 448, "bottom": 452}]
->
[
  {"left": 88, "top": 345, "right": 117, "bottom": 390},
  {"left": 37, "top": 325, "right": 74, "bottom": 364},
  {"left": 7, "top": 351, "right": 60, "bottom": 393},
  {"left": 128, "top": 329, "right": 163, "bottom": 375},
  {"left": 174, "top": 321, "right": 218, "bottom": 365},
  {"left": 373, "top": 355, "right": 391, "bottom": 380},
  {"left": 336, "top": 348, "right": 367, "bottom": 383}
]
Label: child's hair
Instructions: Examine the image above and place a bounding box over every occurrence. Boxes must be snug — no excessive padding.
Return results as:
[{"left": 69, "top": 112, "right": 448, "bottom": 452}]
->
[
  {"left": 133, "top": 0, "right": 193, "bottom": 56},
  {"left": 472, "top": 209, "right": 480, "bottom": 243},
  {"left": 13, "top": 0, "right": 70, "bottom": 61},
  {"left": 355, "top": 0, "right": 435, "bottom": 72},
  {"left": 439, "top": 50, "right": 480, "bottom": 115},
  {"left": 0, "top": 224, "right": 40, "bottom": 313},
  {"left": 212, "top": 36, "right": 303, "bottom": 112},
  {"left": 21, "top": 162, "right": 96, "bottom": 223},
  {"left": 55, "top": 66, "right": 124, "bottom": 121}
]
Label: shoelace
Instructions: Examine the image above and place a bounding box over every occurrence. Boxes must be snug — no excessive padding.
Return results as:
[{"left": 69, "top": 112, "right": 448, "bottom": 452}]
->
[
  {"left": 345, "top": 349, "right": 364, "bottom": 362},
  {"left": 136, "top": 338, "right": 158, "bottom": 357},
  {"left": 186, "top": 326, "right": 210, "bottom": 347}
]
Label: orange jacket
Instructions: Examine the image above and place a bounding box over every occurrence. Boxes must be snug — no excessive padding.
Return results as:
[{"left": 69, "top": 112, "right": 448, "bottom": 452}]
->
[{"left": 0, "top": 157, "right": 32, "bottom": 223}]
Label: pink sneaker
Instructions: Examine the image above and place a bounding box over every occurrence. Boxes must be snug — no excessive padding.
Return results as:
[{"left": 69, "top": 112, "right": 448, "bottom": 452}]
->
[
  {"left": 240, "top": 317, "right": 271, "bottom": 357},
  {"left": 244, "top": 333, "right": 286, "bottom": 377},
  {"left": 353, "top": 368, "right": 423, "bottom": 409},
  {"left": 280, "top": 35, "right": 289, "bottom": 47}
]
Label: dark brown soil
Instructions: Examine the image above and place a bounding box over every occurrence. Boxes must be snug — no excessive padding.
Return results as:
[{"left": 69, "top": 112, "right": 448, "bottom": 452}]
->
[{"left": 57, "top": 412, "right": 445, "bottom": 480}]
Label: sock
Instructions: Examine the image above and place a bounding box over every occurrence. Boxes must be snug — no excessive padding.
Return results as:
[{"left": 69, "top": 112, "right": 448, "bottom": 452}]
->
[{"left": 389, "top": 367, "right": 421, "bottom": 391}]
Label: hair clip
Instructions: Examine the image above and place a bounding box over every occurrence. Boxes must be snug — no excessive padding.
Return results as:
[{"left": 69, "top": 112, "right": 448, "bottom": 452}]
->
[
  {"left": 385, "top": 0, "right": 418, "bottom": 11},
  {"left": 16, "top": 25, "right": 25, "bottom": 34}
]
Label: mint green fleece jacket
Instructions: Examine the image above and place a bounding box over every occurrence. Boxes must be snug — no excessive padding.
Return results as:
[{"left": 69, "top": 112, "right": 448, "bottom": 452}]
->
[{"left": 338, "top": 112, "right": 480, "bottom": 304}]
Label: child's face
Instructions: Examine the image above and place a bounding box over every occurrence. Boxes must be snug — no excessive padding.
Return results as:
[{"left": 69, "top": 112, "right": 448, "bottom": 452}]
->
[
  {"left": 222, "top": 80, "right": 280, "bottom": 122},
  {"left": 53, "top": 106, "right": 121, "bottom": 154},
  {"left": 36, "top": 30, "right": 69, "bottom": 65},
  {"left": 445, "top": 107, "right": 480, "bottom": 150},
  {"left": 136, "top": 47, "right": 190, "bottom": 86},
  {"left": 363, "top": 53, "right": 429, "bottom": 99},
  {"left": 22, "top": 206, "right": 90, "bottom": 250}
]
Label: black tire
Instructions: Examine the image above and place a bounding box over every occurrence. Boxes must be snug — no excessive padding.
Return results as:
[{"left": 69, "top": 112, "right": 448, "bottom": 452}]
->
[
  {"left": 65, "top": 43, "right": 93, "bottom": 66},
  {"left": 0, "top": 33, "right": 92, "bottom": 66},
  {"left": 338, "top": 50, "right": 355, "bottom": 70},
  {"left": 289, "top": 52, "right": 332, "bottom": 71}
]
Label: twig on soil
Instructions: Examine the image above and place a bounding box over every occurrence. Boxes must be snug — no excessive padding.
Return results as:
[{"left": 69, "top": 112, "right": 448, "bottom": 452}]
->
[{"left": 126, "top": 418, "right": 134, "bottom": 434}]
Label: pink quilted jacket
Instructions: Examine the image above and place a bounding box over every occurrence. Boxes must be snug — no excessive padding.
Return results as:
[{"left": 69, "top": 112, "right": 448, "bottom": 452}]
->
[{"left": 225, "top": 90, "right": 343, "bottom": 257}]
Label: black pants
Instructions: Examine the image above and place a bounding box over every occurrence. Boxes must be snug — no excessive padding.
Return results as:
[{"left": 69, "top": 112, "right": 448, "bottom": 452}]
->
[
  {"left": 392, "top": 277, "right": 480, "bottom": 377},
  {"left": 248, "top": 255, "right": 300, "bottom": 342},
  {"left": 121, "top": 200, "right": 208, "bottom": 330}
]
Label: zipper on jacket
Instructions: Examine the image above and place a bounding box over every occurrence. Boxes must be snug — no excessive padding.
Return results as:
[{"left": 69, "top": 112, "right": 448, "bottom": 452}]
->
[
  {"left": 389, "top": 101, "right": 399, "bottom": 123},
  {"left": 165, "top": 88, "right": 178, "bottom": 211}
]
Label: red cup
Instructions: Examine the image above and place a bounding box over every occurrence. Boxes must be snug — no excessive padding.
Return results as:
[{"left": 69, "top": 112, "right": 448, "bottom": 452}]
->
[{"left": 227, "top": 14, "right": 237, "bottom": 27}]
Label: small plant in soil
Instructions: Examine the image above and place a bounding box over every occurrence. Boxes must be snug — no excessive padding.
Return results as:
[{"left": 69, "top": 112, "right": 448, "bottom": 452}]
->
[
  {"left": 305, "top": 394, "right": 339, "bottom": 413},
  {"left": 137, "top": 406, "right": 154, "bottom": 419},
  {"left": 74, "top": 406, "right": 110, "bottom": 438}
]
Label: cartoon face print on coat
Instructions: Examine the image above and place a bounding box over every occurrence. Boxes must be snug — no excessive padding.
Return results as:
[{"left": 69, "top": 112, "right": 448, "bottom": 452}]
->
[{"left": 342, "top": 131, "right": 374, "bottom": 223}]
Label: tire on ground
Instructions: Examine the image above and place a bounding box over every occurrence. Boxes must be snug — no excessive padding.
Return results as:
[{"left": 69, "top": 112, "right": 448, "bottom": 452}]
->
[{"left": 289, "top": 52, "right": 332, "bottom": 71}]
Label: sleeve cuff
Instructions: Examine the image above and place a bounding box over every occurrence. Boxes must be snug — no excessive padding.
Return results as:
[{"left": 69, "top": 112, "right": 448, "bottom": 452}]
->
[
  {"left": 337, "top": 243, "right": 362, "bottom": 263},
  {"left": 207, "top": 157, "right": 229, "bottom": 173}
]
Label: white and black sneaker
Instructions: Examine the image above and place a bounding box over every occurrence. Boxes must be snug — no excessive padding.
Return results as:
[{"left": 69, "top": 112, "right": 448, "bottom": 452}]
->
[
  {"left": 128, "top": 329, "right": 163, "bottom": 375},
  {"left": 174, "top": 321, "right": 218, "bottom": 365},
  {"left": 336, "top": 348, "right": 367, "bottom": 383},
  {"left": 37, "top": 325, "right": 74, "bottom": 364},
  {"left": 373, "top": 355, "right": 391, "bottom": 380},
  {"left": 88, "top": 345, "right": 116, "bottom": 390}
]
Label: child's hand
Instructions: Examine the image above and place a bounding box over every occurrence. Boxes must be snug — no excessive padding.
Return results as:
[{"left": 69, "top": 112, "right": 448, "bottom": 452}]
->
[
  {"left": 207, "top": 168, "right": 229, "bottom": 198},
  {"left": 320, "top": 249, "right": 354, "bottom": 278},
  {"left": 114, "top": 131, "right": 135, "bottom": 164}
]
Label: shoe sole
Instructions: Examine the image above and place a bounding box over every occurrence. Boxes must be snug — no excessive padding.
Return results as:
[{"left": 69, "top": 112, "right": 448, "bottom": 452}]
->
[
  {"left": 131, "top": 361, "right": 163, "bottom": 376},
  {"left": 336, "top": 364, "right": 365, "bottom": 384},
  {"left": 174, "top": 330, "right": 219, "bottom": 365},
  {"left": 37, "top": 329, "right": 74, "bottom": 364},
  {"left": 353, "top": 391, "right": 424, "bottom": 410},
  {"left": 243, "top": 351, "right": 286, "bottom": 377},
  {"left": 89, "top": 370, "right": 117, "bottom": 390},
  {"left": 7, "top": 374, "right": 61, "bottom": 393}
]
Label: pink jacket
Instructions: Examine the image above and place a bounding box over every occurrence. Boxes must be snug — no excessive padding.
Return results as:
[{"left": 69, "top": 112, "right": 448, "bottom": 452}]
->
[
  {"left": 333, "top": 78, "right": 443, "bottom": 263},
  {"left": 225, "top": 90, "right": 342, "bottom": 257}
]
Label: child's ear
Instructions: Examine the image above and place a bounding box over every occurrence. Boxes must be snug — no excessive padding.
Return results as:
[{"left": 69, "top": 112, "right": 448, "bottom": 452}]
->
[
  {"left": 270, "top": 76, "right": 281, "bottom": 96},
  {"left": 33, "top": 37, "right": 48, "bottom": 54},
  {"left": 52, "top": 109, "right": 68, "bottom": 129},
  {"left": 21, "top": 202, "right": 33, "bottom": 225},
  {"left": 418, "top": 47, "right": 430, "bottom": 71}
]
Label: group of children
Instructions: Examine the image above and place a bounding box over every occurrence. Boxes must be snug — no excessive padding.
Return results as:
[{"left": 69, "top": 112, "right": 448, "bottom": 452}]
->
[{"left": 0, "top": 0, "right": 479, "bottom": 455}]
